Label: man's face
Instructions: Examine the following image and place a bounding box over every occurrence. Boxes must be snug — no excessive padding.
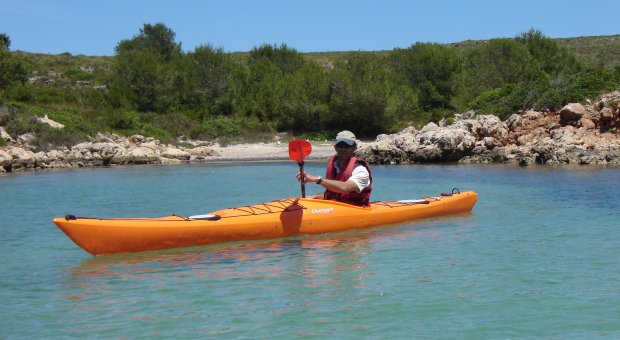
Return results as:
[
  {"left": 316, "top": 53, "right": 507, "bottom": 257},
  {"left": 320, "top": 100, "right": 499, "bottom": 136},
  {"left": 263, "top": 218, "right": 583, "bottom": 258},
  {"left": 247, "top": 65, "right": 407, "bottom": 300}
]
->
[{"left": 334, "top": 142, "right": 356, "bottom": 158}]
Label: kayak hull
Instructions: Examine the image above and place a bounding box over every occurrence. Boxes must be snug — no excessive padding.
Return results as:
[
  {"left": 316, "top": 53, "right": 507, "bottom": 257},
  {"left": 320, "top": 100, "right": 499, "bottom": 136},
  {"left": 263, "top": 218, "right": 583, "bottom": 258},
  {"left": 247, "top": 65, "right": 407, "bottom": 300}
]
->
[{"left": 53, "top": 191, "right": 477, "bottom": 255}]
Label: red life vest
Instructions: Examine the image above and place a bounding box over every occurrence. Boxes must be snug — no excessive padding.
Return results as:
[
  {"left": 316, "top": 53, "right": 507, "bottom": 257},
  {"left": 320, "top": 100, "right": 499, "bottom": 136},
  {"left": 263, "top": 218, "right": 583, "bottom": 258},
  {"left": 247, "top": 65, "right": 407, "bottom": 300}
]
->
[{"left": 324, "top": 156, "right": 372, "bottom": 206}]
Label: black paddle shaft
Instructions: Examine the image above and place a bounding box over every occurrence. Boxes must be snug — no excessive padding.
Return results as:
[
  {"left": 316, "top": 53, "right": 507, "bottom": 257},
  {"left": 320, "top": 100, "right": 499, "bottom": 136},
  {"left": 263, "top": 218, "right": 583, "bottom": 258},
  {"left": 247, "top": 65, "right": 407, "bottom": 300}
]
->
[{"left": 298, "top": 161, "right": 306, "bottom": 198}]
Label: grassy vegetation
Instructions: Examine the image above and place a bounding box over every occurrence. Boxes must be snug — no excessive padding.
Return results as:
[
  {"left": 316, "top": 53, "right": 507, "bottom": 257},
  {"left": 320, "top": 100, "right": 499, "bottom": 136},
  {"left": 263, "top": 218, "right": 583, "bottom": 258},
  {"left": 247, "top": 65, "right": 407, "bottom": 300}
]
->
[
  {"left": 1, "top": 28, "right": 619, "bottom": 152},
  {"left": 304, "top": 35, "right": 620, "bottom": 68},
  {"left": 556, "top": 35, "right": 620, "bottom": 68}
]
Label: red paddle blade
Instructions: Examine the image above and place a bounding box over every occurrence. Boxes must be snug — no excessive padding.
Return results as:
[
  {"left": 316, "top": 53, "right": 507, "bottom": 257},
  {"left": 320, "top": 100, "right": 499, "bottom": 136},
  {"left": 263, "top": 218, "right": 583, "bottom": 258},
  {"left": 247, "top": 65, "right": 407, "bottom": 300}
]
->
[{"left": 288, "top": 140, "right": 312, "bottom": 163}]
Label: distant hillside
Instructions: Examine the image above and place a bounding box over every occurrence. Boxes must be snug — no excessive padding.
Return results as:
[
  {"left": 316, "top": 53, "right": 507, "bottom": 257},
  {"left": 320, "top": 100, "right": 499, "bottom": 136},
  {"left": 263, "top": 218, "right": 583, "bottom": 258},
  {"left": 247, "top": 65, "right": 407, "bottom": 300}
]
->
[
  {"left": 303, "top": 35, "right": 620, "bottom": 68},
  {"left": 555, "top": 35, "right": 620, "bottom": 67},
  {"left": 13, "top": 34, "right": 620, "bottom": 76}
]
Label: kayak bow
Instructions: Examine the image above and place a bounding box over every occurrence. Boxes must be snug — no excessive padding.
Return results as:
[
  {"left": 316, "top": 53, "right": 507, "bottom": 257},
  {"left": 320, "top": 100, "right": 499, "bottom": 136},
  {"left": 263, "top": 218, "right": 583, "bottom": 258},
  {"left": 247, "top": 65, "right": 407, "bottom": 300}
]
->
[{"left": 53, "top": 190, "right": 478, "bottom": 255}]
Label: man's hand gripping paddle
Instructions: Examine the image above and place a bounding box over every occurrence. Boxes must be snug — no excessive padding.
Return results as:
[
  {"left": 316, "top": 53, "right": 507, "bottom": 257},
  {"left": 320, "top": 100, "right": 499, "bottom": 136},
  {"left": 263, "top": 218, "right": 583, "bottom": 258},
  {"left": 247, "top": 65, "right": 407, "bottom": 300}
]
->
[{"left": 288, "top": 140, "right": 312, "bottom": 198}]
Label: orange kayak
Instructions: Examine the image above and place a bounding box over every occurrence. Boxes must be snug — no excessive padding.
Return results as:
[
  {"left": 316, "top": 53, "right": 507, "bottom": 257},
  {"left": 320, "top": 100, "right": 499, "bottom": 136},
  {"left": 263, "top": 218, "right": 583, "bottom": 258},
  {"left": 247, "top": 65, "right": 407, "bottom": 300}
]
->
[{"left": 53, "top": 190, "right": 477, "bottom": 255}]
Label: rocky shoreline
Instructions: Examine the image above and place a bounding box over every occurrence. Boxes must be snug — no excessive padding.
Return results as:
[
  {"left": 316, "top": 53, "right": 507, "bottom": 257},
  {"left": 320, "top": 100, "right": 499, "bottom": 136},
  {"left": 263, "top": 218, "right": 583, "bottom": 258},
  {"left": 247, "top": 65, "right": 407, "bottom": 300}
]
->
[
  {"left": 357, "top": 91, "right": 620, "bottom": 166},
  {"left": 0, "top": 131, "right": 336, "bottom": 173},
  {"left": 1, "top": 91, "right": 619, "bottom": 173}
]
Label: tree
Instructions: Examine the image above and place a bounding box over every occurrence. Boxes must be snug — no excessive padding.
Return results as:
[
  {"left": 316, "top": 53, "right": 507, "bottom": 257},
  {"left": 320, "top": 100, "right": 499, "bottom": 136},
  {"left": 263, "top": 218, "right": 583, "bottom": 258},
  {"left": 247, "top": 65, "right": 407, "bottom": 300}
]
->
[
  {"left": 465, "top": 30, "right": 595, "bottom": 116},
  {"left": 110, "top": 50, "right": 176, "bottom": 112},
  {"left": 177, "top": 44, "right": 237, "bottom": 117},
  {"left": 115, "top": 23, "right": 181, "bottom": 62},
  {"left": 110, "top": 23, "right": 182, "bottom": 112},
  {"left": 248, "top": 44, "right": 306, "bottom": 74},
  {"left": 0, "top": 33, "right": 10, "bottom": 50},
  {"left": 275, "top": 62, "right": 330, "bottom": 132},
  {"left": 389, "top": 43, "right": 462, "bottom": 110},
  {"left": 244, "top": 57, "right": 285, "bottom": 122},
  {"left": 328, "top": 52, "right": 394, "bottom": 136},
  {"left": 0, "top": 33, "right": 28, "bottom": 90},
  {"left": 243, "top": 44, "right": 316, "bottom": 125},
  {"left": 385, "top": 84, "right": 421, "bottom": 128},
  {"left": 463, "top": 38, "right": 541, "bottom": 96},
  {"left": 517, "top": 29, "right": 584, "bottom": 76}
]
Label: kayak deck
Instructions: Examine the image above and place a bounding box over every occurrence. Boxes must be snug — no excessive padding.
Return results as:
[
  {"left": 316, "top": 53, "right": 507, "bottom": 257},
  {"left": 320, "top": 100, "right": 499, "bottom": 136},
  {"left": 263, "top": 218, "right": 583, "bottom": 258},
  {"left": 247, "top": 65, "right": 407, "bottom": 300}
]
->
[{"left": 53, "top": 190, "right": 478, "bottom": 255}]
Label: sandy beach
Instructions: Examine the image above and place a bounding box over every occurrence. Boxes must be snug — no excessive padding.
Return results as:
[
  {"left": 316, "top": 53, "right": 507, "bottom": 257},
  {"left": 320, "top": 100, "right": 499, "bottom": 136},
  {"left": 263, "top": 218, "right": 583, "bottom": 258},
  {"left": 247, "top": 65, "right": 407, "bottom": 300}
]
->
[{"left": 201, "top": 141, "right": 336, "bottom": 162}]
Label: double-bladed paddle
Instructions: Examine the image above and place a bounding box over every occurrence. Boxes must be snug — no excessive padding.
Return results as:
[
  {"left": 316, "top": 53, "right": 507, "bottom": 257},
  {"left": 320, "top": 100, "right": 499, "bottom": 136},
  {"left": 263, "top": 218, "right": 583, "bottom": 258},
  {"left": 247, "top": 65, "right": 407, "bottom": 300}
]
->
[{"left": 288, "top": 140, "right": 312, "bottom": 198}]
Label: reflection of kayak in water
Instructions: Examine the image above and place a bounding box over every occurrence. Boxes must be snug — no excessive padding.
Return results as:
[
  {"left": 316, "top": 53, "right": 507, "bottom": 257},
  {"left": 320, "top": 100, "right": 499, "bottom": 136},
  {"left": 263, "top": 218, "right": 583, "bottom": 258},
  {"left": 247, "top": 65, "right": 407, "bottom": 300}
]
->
[{"left": 53, "top": 190, "right": 478, "bottom": 256}]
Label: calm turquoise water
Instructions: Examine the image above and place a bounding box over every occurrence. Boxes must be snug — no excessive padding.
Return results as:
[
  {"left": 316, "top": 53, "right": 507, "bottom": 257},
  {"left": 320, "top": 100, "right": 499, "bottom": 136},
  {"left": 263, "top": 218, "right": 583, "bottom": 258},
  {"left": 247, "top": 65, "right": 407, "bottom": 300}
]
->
[{"left": 1, "top": 162, "right": 619, "bottom": 338}]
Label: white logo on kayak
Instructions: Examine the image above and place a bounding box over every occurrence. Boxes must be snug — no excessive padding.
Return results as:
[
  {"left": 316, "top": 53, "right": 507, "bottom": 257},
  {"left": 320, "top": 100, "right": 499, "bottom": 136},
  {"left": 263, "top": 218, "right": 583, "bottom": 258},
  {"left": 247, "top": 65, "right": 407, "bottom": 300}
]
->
[{"left": 312, "top": 208, "right": 334, "bottom": 214}]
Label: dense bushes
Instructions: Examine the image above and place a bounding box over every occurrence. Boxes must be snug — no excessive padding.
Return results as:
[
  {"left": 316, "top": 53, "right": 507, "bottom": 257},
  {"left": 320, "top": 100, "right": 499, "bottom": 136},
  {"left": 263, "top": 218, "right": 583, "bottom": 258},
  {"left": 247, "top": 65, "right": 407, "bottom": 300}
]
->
[
  {"left": 465, "top": 30, "right": 617, "bottom": 118},
  {"left": 2, "top": 105, "right": 97, "bottom": 150},
  {"left": 390, "top": 43, "right": 462, "bottom": 110},
  {"left": 470, "top": 64, "right": 619, "bottom": 119},
  {"left": 1, "top": 26, "right": 619, "bottom": 149}
]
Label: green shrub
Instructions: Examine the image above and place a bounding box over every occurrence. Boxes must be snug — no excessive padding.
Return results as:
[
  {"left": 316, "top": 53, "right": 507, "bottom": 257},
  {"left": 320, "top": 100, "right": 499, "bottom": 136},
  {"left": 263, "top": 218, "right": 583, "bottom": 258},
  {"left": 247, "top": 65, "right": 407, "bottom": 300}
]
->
[
  {"left": 428, "top": 107, "right": 457, "bottom": 123},
  {"left": 3, "top": 112, "right": 91, "bottom": 151},
  {"left": 569, "top": 68, "right": 615, "bottom": 100},
  {"left": 189, "top": 115, "right": 275, "bottom": 144},
  {"left": 47, "top": 110, "right": 97, "bottom": 135},
  {"left": 64, "top": 68, "right": 95, "bottom": 81},
  {"left": 468, "top": 85, "right": 519, "bottom": 118},
  {"left": 468, "top": 78, "right": 552, "bottom": 119},
  {"left": 2, "top": 83, "right": 36, "bottom": 102},
  {"left": 237, "top": 116, "right": 276, "bottom": 143},
  {"left": 145, "top": 111, "right": 197, "bottom": 138},
  {"left": 10, "top": 85, "right": 79, "bottom": 105},
  {"left": 534, "top": 68, "right": 617, "bottom": 110},
  {"left": 534, "top": 75, "right": 575, "bottom": 109},
  {"left": 84, "top": 89, "right": 110, "bottom": 110},
  {"left": 139, "top": 123, "right": 172, "bottom": 142},
  {"left": 105, "top": 110, "right": 141, "bottom": 130},
  {"left": 191, "top": 116, "right": 241, "bottom": 140},
  {"left": 31, "top": 126, "right": 87, "bottom": 151},
  {"left": 3, "top": 84, "right": 77, "bottom": 105},
  {"left": 4, "top": 114, "right": 31, "bottom": 137},
  {"left": 468, "top": 87, "right": 506, "bottom": 111},
  {"left": 297, "top": 130, "right": 336, "bottom": 141}
]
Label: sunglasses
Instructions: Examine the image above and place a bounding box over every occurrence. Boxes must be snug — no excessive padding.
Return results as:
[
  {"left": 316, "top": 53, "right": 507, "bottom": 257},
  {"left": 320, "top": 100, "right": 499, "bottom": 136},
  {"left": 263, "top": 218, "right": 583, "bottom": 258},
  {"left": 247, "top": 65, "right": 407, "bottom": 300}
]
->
[{"left": 335, "top": 142, "right": 354, "bottom": 148}]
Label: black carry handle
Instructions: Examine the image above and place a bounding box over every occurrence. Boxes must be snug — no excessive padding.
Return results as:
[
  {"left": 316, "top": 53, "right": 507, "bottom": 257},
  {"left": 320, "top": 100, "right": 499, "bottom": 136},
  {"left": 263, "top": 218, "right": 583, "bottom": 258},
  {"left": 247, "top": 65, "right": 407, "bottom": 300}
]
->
[{"left": 441, "top": 188, "right": 461, "bottom": 196}]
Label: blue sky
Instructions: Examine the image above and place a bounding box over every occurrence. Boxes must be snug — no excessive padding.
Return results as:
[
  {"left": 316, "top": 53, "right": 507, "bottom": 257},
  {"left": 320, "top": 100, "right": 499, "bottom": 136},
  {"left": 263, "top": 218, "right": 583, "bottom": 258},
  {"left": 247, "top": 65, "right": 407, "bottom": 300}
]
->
[{"left": 1, "top": 0, "right": 619, "bottom": 56}]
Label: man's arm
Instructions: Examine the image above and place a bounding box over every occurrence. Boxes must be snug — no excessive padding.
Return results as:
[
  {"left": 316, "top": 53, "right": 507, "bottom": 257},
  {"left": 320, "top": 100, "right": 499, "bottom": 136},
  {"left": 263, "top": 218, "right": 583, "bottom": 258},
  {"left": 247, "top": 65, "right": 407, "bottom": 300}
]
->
[{"left": 301, "top": 172, "right": 363, "bottom": 194}]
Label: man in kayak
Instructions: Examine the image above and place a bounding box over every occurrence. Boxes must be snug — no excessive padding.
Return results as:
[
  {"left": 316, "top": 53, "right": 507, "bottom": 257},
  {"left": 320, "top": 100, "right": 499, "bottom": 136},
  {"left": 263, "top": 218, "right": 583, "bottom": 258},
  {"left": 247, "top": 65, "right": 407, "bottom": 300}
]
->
[{"left": 297, "top": 130, "right": 373, "bottom": 206}]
